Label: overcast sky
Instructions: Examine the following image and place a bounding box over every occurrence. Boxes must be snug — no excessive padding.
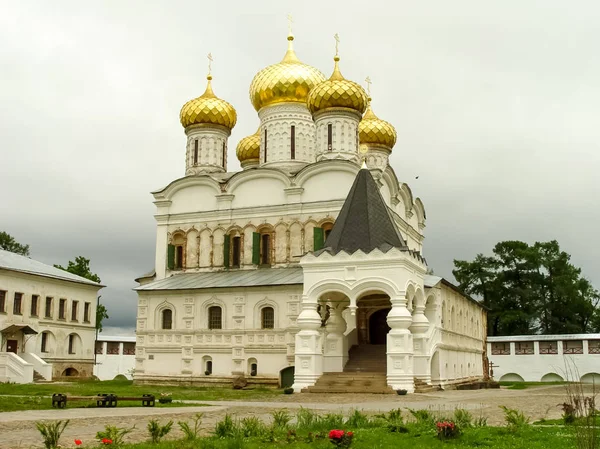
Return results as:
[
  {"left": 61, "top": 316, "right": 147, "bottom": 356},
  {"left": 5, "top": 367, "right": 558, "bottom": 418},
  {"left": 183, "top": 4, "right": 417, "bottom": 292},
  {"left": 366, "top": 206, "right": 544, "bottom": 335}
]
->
[{"left": 1, "top": 1, "right": 598, "bottom": 334}]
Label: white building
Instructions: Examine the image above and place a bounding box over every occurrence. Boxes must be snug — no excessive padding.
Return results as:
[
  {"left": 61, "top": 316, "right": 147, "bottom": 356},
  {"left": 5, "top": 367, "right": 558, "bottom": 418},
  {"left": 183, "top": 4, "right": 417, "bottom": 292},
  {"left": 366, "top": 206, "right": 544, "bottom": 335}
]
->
[
  {"left": 488, "top": 334, "right": 600, "bottom": 384},
  {"left": 0, "top": 249, "right": 102, "bottom": 383},
  {"left": 134, "top": 30, "right": 487, "bottom": 393},
  {"left": 93, "top": 335, "right": 136, "bottom": 380}
]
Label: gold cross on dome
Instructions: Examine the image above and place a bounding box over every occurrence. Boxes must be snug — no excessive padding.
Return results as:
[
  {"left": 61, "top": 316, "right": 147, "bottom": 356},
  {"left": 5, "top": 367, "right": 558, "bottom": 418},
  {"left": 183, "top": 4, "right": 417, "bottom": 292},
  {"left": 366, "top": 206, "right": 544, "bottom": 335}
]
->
[
  {"left": 207, "top": 53, "right": 213, "bottom": 75},
  {"left": 287, "top": 14, "right": 293, "bottom": 35},
  {"left": 334, "top": 33, "right": 340, "bottom": 56},
  {"left": 365, "top": 76, "right": 372, "bottom": 96}
]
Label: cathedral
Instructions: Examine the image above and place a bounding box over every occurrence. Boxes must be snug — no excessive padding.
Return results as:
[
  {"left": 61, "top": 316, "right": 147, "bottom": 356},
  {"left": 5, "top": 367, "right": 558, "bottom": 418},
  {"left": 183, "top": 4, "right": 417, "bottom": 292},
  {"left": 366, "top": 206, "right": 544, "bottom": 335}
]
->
[{"left": 134, "top": 29, "right": 487, "bottom": 393}]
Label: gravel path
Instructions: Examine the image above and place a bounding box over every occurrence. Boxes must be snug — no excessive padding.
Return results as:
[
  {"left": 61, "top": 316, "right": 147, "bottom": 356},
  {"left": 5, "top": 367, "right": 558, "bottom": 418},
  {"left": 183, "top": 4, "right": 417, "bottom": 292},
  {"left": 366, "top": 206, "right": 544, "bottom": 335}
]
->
[{"left": 0, "top": 385, "right": 586, "bottom": 449}]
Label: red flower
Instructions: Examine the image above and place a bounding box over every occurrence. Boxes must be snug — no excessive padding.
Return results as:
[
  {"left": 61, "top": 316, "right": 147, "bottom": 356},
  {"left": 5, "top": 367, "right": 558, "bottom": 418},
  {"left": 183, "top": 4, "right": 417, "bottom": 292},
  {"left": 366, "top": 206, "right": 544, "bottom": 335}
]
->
[
  {"left": 74, "top": 440, "right": 82, "bottom": 446},
  {"left": 347, "top": 431, "right": 353, "bottom": 437},
  {"left": 328, "top": 429, "right": 344, "bottom": 439},
  {"left": 102, "top": 438, "right": 113, "bottom": 445}
]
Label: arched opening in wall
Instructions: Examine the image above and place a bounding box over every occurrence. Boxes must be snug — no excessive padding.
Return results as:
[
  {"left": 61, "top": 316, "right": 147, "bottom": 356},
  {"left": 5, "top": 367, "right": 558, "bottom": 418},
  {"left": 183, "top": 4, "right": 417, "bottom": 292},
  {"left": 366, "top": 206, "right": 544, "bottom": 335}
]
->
[
  {"left": 208, "top": 306, "right": 222, "bottom": 330},
  {"left": 172, "top": 232, "right": 185, "bottom": 270},
  {"left": 254, "top": 226, "right": 274, "bottom": 266},
  {"left": 424, "top": 295, "right": 436, "bottom": 328},
  {"left": 203, "top": 356, "right": 213, "bottom": 375},
  {"left": 248, "top": 358, "right": 258, "bottom": 376},
  {"left": 541, "top": 373, "right": 564, "bottom": 382},
  {"left": 162, "top": 309, "right": 173, "bottom": 330},
  {"left": 322, "top": 222, "right": 334, "bottom": 241},
  {"left": 431, "top": 351, "right": 441, "bottom": 383},
  {"left": 62, "top": 367, "right": 79, "bottom": 377},
  {"left": 261, "top": 307, "right": 274, "bottom": 329},
  {"left": 280, "top": 366, "right": 295, "bottom": 388},
  {"left": 499, "top": 373, "right": 525, "bottom": 382},
  {"left": 368, "top": 309, "right": 391, "bottom": 345},
  {"left": 581, "top": 373, "right": 600, "bottom": 384},
  {"left": 67, "top": 333, "right": 81, "bottom": 355}
]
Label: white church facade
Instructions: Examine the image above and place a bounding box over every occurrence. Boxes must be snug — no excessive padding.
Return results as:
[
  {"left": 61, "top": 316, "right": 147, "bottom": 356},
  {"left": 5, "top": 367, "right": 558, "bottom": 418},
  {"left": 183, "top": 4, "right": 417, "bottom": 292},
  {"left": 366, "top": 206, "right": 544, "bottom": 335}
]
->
[{"left": 134, "top": 30, "right": 487, "bottom": 392}]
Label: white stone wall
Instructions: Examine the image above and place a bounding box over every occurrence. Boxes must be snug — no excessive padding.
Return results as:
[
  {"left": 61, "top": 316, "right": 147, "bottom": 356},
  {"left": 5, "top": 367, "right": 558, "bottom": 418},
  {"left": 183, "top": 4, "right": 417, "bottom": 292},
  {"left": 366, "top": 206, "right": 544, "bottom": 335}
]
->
[
  {"left": 363, "top": 147, "right": 390, "bottom": 171},
  {"left": 0, "top": 269, "right": 99, "bottom": 378},
  {"left": 258, "top": 103, "right": 316, "bottom": 170},
  {"left": 487, "top": 334, "right": 600, "bottom": 383},
  {"left": 314, "top": 109, "right": 361, "bottom": 163},
  {"left": 185, "top": 126, "right": 229, "bottom": 174},
  {"left": 93, "top": 337, "right": 136, "bottom": 381},
  {"left": 135, "top": 285, "right": 302, "bottom": 381}
]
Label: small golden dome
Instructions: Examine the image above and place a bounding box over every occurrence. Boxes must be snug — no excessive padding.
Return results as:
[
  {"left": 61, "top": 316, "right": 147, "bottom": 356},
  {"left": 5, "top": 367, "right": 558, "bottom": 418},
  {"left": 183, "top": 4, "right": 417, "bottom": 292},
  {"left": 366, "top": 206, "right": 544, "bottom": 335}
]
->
[
  {"left": 249, "top": 35, "right": 325, "bottom": 112},
  {"left": 180, "top": 75, "right": 237, "bottom": 130},
  {"left": 359, "top": 98, "right": 397, "bottom": 150},
  {"left": 307, "top": 56, "right": 368, "bottom": 115},
  {"left": 236, "top": 128, "right": 260, "bottom": 163}
]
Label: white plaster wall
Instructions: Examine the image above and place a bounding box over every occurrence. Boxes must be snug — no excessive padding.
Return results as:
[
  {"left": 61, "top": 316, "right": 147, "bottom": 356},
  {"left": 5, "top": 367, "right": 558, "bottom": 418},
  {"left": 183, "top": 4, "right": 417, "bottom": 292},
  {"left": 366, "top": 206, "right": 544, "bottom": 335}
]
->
[
  {"left": 0, "top": 270, "right": 100, "bottom": 378},
  {"left": 135, "top": 285, "right": 301, "bottom": 380},
  {"left": 300, "top": 170, "right": 355, "bottom": 204},
  {"left": 230, "top": 177, "right": 287, "bottom": 209},
  {"left": 94, "top": 339, "right": 136, "bottom": 381},
  {"left": 314, "top": 110, "right": 360, "bottom": 162},
  {"left": 169, "top": 185, "right": 219, "bottom": 214}
]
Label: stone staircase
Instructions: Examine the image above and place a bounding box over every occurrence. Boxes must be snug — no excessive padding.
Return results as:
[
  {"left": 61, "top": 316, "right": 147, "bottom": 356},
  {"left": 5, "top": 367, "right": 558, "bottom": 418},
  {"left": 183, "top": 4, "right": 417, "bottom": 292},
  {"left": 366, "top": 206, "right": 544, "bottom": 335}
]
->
[
  {"left": 414, "top": 377, "right": 439, "bottom": 393},
  {"left": 343, "top": 344, "right": 387, "bottom": 373},
  {"left": 302, "top": 372, "right": 395, "bottom": 394},
  {"left": 33, "top": 370, "right": 50, "bottom": 383}
]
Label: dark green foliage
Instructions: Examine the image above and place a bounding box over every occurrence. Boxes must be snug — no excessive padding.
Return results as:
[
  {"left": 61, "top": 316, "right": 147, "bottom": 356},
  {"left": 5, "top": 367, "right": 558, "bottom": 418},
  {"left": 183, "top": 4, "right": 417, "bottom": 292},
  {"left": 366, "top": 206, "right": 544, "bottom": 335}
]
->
[
  {"left": 96, "top": 424, "right": 135, "bottom": 446},
  {"left": 454, "top": 409, "right": 474, "bottom": 429},
  {"left": 271, "top": 410, "right": 292, "bottom": 428},
  {"left": 178, "top": 413, "right": 203, "bottom": 441},
  {"left": 240, "top": 416, "right": 266, "bottom": 437},
  {"left": 0, "top": 231, "right": 30, "bottom": 255},
  {"left": 453, "top": 240, "right": 600, "bottom": 335},
  {"left": 54, "top": 256, "right": 101, "bottom": 282},
  {"left": 215, "top": 414, "right": 237, "bottom": 438},
  {"left": 147, "top": 419, "right": 173, "bottom": 443},
  {"left": 35, "top": 420, "right": 69, "bottom": 449},
  {"left": 500, "top": 405, "right": 530, "bottom": 432}
]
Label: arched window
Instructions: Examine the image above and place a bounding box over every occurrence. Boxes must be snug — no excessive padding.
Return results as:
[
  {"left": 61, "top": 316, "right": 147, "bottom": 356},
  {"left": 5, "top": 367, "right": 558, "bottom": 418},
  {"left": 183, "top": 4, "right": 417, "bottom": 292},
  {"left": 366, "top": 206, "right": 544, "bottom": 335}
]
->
[
  {"left": 327, "top": 123, "right": 333, "bottom": 150},
  {"left": 322, "top": 222, "right": 334, "bottom": 241},
  {"left": 206, "top": 360, "right": 212, "bottom": 375},
  {"left": 261, "top": 307, "right": 274, "bottom": 329},
  {"left": 208, "top": 306, "right": 222, "bottom": 330},
  {"left": 162, "top": 309, "right": 173, "bottom": 330}
]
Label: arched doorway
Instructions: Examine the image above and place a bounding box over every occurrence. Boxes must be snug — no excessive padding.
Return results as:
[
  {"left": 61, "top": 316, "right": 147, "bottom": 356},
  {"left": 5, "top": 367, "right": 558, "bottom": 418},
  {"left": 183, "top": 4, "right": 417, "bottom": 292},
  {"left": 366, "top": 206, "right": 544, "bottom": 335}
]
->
[
  {"left": 62, "top": 367, "right": 79, "bottom": 377},
  {"left": 280, "top": 366, "right": 295, "bottom": 388},
  {"left": 431, "top": 351, "right": 440, "bottom": 383},
  {"left": 369, "top": 308, "right": 391, "bottom": 344}
]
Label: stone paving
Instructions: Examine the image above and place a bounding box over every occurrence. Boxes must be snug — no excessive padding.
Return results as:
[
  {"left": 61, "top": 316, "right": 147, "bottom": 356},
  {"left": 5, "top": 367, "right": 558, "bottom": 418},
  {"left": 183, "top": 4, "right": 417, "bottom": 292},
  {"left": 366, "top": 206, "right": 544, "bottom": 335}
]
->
[{"left": 0, "top": 385, "right": 586, "bottom": 449}]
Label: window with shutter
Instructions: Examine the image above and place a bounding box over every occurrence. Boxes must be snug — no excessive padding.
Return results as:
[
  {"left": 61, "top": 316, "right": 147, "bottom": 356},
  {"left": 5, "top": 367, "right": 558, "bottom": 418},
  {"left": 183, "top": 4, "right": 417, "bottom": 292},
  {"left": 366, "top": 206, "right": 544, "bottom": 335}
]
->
[
  {"left": 252, "top": 232, "right": 260, "bottom": 265},
  {"left": 223, "top": 235, "right": 231, "bottom": 268},
  {"left": 313, "top": 227, "right": 324, "bottom": 251},
  {"left": 167, "top": 244, "right": 175, "bottom": 270}
]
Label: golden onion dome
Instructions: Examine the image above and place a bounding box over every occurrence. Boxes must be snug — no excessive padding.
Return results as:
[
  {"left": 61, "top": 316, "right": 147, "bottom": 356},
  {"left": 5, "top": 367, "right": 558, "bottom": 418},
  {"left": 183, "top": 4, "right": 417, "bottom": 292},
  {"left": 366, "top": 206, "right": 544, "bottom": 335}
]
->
[
  {"left": 249, "top": 34, "right": 326, "bottom": 112},
  {"left": 236, "top": 128, "right": 260, "bottom": 163},
  {"left": 359, "top": 98, "right": 397, "bottom": 150},
  {"left": 180, "top": 75, "right": 237, "bottom": 130},
  {"left": 307, "top": 56, "right": 368, "bottom": 115}
]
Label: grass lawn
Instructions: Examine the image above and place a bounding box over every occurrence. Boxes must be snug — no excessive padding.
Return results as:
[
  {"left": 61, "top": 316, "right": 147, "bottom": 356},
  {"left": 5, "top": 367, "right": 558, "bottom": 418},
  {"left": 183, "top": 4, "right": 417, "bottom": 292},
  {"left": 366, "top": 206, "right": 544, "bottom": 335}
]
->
[
  {"left": 0, "top": 379, "right": 280, "bottom": 412},
  {"left": 82, "top": 427, "right": 577, "bottom": 449}
]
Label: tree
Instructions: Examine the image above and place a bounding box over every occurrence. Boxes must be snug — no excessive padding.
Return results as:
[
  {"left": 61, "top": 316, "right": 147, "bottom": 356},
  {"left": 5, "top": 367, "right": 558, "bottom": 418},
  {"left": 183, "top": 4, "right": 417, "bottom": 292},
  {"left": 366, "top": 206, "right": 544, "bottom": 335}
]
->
[
  {"left": 0, "top": 231, "right": 30, "bottom": 256},
  {"left": 453, "top": 240, "right": 599, "bottom": 336},
  {"left": 54, "top": 256, "right": 108, "bottom": 332},
  {"left": 54, "top": 256, "right": 101, "bottom": 283},
  {"left": 96, "top": 303, "right": 109, "bottom": 333}
]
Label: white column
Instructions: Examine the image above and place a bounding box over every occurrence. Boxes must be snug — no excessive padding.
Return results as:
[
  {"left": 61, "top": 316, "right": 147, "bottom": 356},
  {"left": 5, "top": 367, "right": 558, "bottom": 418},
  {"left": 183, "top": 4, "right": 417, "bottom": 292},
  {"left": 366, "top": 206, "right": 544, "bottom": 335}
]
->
[
  {"left": 323, "top": 303, "right": 347, "bottom": 373},
  {"left": 386, "top": 294, "right": 414, "bottom": 392},
  {"left": 292, "top": 295, "right": 323, "bottom": 392},
  {"left": 410, "top": 296, "right": 431, "bottom": 384}
]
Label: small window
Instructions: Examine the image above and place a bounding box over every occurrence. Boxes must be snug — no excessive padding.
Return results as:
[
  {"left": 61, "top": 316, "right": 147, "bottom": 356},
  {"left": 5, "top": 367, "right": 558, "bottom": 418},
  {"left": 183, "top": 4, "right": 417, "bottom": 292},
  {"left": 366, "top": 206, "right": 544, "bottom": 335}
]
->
[
  {"left": 260, "top": 234, "right": 271, "bottom": 265},
  {"left": 71, "top": 300, "right": 79, "bottom": 321},
  {"left": 68, "top": 334, "right": 75, "bottom": 354},
  {"left": 322, "top": 222, "right": 334, "bottom": 241},
  {"left": 209, "top": 306, "right": 222, "bottom": 330},
  {"left": 107, "top": 342, "right": 120, "bottom": 354},
  {"left": 59, "top": 299, "right": 66, "bottom": 319},
  {"left": 84, "top": 302, "right": 91, "bottom": 323},
  {"left": 95, "top": 341, "right": 104, "bottom": 354},
  {"left": 327, "top": 123, "right": 333, "bottom": 150},
  {"left": 232, "top": 236, "right": 241, "bottom": 267},
  {"left": 123, "top": 342, "right": 136, "bottom": 355},
  {"left": 41, "top": 332, "right": 48, "bottom": 353},
  {"left": 45, "top": 297, "right": 53, "bottom": 318},
  {"left": 13, "top": 292, "right": 22, "bottom": 315},
  {"left": 264, "top": 129, "right": 268, "bottom": 163},
  {"left": 206, "top": 360, "right": 213, "bottom": 375},
  {"left": 222, "top": 141, "right": 226, "bottom": 167},
  {"left": 162, "top": 309, "right": 173, "bottom": 330},
  {"left": 31, "top": 295, "right": 39, "bottom": 316},
  {"left": 261, "top": 307, "right": 274, "bottom": 329},
  {"left": 193, "top": 139, "right": 198, "bottom": 165},
  {"left": 250, "top": 363, "right": 258, "bottom": 376},
  {"left": 175, "top": 245, "right": 184, "bottom": 269},
  {"left": 290, "top": 125, "right": 296, "bottom": 159},
  {"left": 0, "top": 290, "right": 5, "bottom": 313}
]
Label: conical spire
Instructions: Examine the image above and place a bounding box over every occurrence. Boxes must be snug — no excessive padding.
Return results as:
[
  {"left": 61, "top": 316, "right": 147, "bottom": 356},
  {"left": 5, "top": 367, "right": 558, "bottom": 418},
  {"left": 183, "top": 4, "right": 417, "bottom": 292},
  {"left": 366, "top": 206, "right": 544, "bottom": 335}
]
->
[
  {"left": 200, "top": 75, "right": 216, "bottom": 99},
  {"left": 322, "top": 167, "right": 407, "bottom": 254}
]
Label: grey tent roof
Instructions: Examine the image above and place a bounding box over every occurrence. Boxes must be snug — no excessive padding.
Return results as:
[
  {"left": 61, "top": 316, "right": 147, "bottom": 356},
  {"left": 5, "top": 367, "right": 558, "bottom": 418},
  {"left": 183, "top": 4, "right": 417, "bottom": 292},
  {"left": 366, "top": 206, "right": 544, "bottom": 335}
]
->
[
  {"left": 136, "top": 267, "right": 303, "bottom": 291},
  {"left": 320, "top": 167, "right": 408, "bottom": 255},
  {"left": 0, "top": 249, "right": 102, "bottom": 287}
]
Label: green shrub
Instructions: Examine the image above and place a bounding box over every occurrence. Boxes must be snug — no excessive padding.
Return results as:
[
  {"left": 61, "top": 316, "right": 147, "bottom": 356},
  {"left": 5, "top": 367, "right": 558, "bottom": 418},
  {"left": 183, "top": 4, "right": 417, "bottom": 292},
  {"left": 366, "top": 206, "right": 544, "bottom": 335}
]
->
[
  {"left": 241, "top": 416, "right": 266, "bottom": 437},
  {"left": 178, "top": 413, "right": 203, "bottom": 441},
  {"left": 407, "top": 408, "right": 435, "bottom": 426},
  {"left": 453, "top": 408, "right": 473, "bottom": 428},
  {"left": 35, "top": 420, "right": 69, "bottom": 449},
  {"left": 147, "top": 419, "right": 173, "bottom": 443},
  {"left": 271, "top": 410, "right": 292, "bottom": 428},
  {"left": 96, "top": 424, "right": 135, "bottom": 446},
  {"left": 345, "top": 409, "right": 373, "bottom": 428},
  {"left": 500, "top": 405, "right": 530, "bottom": 432},
  {"left": 296, "top": 408, "right": 318, "bottom": 429},
  {"left": 215, "top": 414, "right": 237, "bottom": 438}
]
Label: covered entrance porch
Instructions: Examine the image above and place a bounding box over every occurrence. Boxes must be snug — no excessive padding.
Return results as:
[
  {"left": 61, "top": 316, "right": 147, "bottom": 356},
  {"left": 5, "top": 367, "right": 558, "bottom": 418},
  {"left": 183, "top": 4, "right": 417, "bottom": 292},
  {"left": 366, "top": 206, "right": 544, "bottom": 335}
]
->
[{"left": 0, "top": 325, "right": 52, "bottom": 383}]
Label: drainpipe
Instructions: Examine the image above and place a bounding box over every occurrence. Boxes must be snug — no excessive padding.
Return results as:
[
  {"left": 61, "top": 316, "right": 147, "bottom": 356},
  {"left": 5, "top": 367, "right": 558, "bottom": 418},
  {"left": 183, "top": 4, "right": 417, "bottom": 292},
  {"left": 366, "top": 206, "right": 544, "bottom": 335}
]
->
[{"left": 94, "top": 296, "right": 101, "bottom": 371}]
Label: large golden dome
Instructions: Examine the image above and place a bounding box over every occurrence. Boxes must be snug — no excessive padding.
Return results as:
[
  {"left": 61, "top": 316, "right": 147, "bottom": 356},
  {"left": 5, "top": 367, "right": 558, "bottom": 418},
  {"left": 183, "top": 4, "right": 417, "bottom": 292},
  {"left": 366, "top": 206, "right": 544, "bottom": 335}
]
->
[
  {"left": 359, "top": 99, "right": 397, "bottom": 150},
  {"left": 249, "top": 35, "right": 325, "bottom": 112},
  {"left": 236, "top": 128, "right": 260, "bottom": 163},
  {"left": 307, "top": 56, "right": 368, "bottom": 115},
  {"left": 180, "top": 75, "right": 237, "bottom": 130}
]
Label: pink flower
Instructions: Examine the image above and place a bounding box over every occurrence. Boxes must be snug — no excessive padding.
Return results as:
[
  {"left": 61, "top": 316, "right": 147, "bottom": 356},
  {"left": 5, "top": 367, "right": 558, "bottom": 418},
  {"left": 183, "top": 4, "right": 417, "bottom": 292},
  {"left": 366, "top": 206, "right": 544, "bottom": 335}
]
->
[{"left": 74, "top": 440, "right": 82, "bottom": 446}]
